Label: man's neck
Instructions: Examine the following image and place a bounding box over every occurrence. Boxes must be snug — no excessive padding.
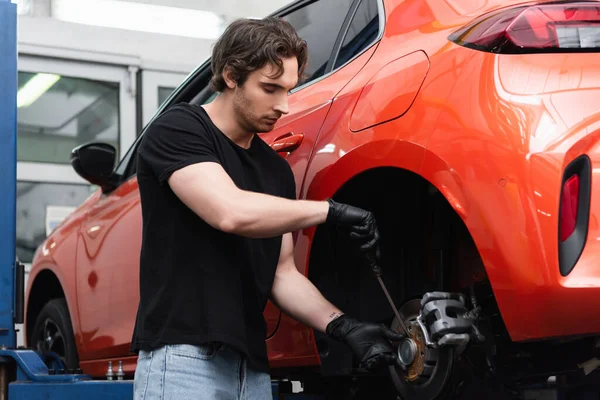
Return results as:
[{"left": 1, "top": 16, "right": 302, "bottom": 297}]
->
[{"left": 201, "top": 94, "right": 254, "bottom": 149}]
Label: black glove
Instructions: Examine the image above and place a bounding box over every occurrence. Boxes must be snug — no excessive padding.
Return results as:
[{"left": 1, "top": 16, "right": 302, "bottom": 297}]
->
[
  {"left": 326, "top": 314, "right": 404, "bottom": 371},
  {"left": 326, "top": 199, "right": 381, "bottom": 272}
]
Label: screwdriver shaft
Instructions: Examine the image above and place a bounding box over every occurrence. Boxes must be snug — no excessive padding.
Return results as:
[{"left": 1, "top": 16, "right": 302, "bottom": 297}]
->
[{"left": 376, "top": 274, "right": 410, "bottom": 336}]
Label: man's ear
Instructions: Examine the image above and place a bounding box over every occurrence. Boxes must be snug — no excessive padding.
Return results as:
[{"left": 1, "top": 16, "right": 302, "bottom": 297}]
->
[{"left": 222, "top": 66, "right": 238, "bottom": 90}]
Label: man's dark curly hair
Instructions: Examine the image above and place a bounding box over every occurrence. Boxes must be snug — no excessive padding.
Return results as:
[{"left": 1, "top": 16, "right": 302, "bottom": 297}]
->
[{"left": 209, "top": 17, "right": 308, "bottom": 92}]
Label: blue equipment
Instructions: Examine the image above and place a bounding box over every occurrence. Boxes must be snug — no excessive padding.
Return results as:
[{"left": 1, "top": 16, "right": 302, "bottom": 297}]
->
[{"left": 0, "top": 0, "right": 18, "bottom": 352}]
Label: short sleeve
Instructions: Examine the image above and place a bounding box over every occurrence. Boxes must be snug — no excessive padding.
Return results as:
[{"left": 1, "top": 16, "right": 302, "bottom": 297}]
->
[{"left": 138, "top": 105, "right": 221, "bottom": 185}]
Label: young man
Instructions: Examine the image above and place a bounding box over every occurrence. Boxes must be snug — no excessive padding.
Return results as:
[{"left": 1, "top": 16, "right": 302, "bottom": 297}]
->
[{"left": 131, "top": 17, "right": 403, "bottom": 399}]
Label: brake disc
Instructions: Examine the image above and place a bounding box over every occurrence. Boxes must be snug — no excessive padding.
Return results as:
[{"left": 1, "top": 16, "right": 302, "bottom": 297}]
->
[{"left": 388, "top": 299, "right": 455, "bottom": 400}]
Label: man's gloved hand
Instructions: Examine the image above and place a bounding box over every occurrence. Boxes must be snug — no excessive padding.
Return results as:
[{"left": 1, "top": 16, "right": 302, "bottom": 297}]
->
[
  {"left": 326, "top": 314, "right": 404, "bottom": 371},
  {"left": 326, "top": 199, "right": 381, "bottom": 272}
]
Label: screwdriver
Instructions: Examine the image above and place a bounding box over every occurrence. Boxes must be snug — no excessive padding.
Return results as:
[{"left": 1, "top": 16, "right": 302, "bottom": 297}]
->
[{"left": 371, "top": 263, "right": 410, "bottom": 336}]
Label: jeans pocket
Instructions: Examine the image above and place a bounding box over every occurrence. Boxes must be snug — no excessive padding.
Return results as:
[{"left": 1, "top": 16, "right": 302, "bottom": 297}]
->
[
  {"left": 133, "top": 350, "right": 154, "bottom": 400},
  {"left": 168, "top": 342, "right": 223, "bottom": 361},
  {"left": 137, "top": 350, "right": 153, "bottom": 362}
]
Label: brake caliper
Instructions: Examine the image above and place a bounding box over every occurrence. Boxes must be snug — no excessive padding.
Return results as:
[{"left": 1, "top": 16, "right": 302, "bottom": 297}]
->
[{"left": 416, "top": 292, "right": 485, "bottom": 354}]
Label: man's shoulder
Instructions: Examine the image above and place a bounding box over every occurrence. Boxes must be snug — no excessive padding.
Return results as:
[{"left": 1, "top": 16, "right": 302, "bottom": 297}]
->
[
  {"left": 142, "top": 103, "right": 214, "bottom": 143},
  {"left": 152, "top": 102, "right": 207, "bottom": 126}
]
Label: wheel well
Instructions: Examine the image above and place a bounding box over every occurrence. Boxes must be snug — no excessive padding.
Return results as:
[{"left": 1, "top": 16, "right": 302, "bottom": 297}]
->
[
  {"left": 26, "top": 270, "right": 66, "bottom": 345},
  {"left": 308, "top": 167, "right": 496, "bottom": 374}
]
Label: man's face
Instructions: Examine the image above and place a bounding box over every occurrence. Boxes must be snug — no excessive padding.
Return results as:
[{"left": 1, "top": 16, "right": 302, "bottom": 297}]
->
[{"left": 231, "top": 57, "right": 299, "bottom": 134}]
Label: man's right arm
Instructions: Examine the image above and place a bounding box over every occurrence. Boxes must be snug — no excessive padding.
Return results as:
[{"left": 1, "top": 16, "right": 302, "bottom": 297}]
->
[
  {"left": 168, "top": 161, "right": 329, "bottom": 238},
  {"left": 143, "top": 106, "right": 376, "bottom": 240}
]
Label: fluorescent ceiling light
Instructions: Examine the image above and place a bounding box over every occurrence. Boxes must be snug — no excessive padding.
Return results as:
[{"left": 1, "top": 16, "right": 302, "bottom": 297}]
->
[
  {"left": 17, "top": 73, "right": 61, "bottom": 108},
  {"left": 52, "top": 0, "right": 224, "bottom": 40}
]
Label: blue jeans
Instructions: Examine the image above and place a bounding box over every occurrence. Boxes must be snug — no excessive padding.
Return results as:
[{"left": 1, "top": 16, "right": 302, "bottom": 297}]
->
[{"left": 133, "top": 342, "right": 272, "bottom": 400}]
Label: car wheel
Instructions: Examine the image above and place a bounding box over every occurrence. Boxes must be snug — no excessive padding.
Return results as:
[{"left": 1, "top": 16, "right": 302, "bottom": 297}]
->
[{"left": 31, "top": 298, "right": 79, "bottom": 370}]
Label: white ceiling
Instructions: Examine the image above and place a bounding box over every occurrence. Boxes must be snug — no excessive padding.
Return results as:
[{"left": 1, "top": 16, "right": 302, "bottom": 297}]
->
[
  {"left": 121, "top": 0, "right": 293, "bottom": 21},
  {"left": 19, "top": 0, "right": 294, "bottom": 22}
]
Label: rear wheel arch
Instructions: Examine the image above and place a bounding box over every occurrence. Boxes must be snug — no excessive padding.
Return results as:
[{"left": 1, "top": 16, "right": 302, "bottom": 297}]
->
[
  {"left": 307, "top": 166, "right": 488, "bottom": 312},
  {"left": 306, "top": 166, "right": 506, "bottom": 376}
]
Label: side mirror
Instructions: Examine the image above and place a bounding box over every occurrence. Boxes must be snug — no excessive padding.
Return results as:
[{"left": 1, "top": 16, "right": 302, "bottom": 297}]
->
[{"left": 70, "top": 143, "right": 117, "bottom": 192}]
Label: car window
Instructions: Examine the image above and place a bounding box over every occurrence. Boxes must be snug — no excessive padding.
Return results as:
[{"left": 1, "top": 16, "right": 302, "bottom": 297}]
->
[
  {"left": 282, "top": 0, "right": 355, "bottom": 87},
  {"left": 334, "top": 0, "right": 380, "bottom": 69}
]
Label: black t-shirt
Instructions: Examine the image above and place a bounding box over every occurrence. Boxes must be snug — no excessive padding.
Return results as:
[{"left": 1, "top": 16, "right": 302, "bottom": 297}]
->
[{"left": 130, "top": 102, "right": 296, "bottom": 372}]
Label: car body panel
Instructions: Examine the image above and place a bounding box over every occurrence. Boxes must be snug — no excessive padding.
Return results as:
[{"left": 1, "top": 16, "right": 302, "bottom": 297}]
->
[
  {"left": 425, "top": 50, "right": 600, "bottom": 341},
  {"left": 75, "top": 176, "right": 141, "bottom": 360},
  {"left": 349, "top": 50, "right": 430, "bottom": 132},
  {"left": 24, "top": 193, "right": 99, "bottom": 355}
]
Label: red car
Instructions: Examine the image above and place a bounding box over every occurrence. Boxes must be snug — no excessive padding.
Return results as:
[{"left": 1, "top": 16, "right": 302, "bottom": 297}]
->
[{"left": 25, "top": 0, "right": 600, "bottom": 397}]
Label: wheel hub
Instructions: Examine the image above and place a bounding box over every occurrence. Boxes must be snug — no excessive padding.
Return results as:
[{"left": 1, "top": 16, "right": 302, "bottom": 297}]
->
[
  {"left": 36, "top": 318, "right": 67, "bottom": 367},
  {"left": 398, "top": 338, "right": 417, "bottom": 367},
  {"left": 401, "top": 323, "right": 427, "bottom": 382}
]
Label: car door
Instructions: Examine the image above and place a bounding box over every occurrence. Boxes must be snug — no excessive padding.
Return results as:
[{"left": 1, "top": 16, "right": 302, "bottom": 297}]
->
[{"left": 261, "top": 0, "right": 383, "bottom": 339}]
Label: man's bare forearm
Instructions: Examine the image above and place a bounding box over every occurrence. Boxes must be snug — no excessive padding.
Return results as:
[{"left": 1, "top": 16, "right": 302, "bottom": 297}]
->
[
  {"left": 221, "top": 190, "right": 330, "bottom": 238},
  {"left": 270, "top": 264, "right": 343, "bottom": 333},
  {"left": 169, "top": 162, "right": 330, "bottom": 238}
]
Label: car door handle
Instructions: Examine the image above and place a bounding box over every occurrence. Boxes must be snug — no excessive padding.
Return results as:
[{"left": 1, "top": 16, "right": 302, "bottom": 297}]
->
[{"left": 270, "top": 132, "right": 304, "bottom": 153}]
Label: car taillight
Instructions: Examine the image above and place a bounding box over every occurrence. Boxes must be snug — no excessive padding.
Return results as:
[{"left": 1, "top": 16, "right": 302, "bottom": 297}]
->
[
  {"left": 449, "top": 2, "right": 600, "bottom": 53},
  {"left": 559, "top": 174, "right": 579, "bottom": 242},
  {"left": 558, "top": 156, "right": 591, "bottom": 276}
]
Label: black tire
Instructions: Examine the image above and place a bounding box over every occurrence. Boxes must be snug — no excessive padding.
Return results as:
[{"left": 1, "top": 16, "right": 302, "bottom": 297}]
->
[{"left": 31, "top": 298, "right": 79, "bottom": 370}]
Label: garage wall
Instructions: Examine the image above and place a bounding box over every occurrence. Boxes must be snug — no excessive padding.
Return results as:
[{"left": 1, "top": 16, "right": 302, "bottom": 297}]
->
[
  {"left": 17, "top": 0, "right": 294, "bottom": 72},
  {"left": 18, "top": 15, "right": 213, "bottom": 73}
]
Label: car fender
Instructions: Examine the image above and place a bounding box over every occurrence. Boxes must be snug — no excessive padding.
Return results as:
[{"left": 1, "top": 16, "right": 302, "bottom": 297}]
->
[
  {"left": 303, "top": 138, "right": 480, "bottom": 244},
  {"left": 303, "top": 138, "right": 427, "bottom": 201},
  {"left": 25, "top": 262, "right": 82, "bottom": 353},
  {"left": 26, "top": 193, "right": 96, "bottom": 353},
  {"left": 301, "top": 136, "right": 498, "bottom": 296}
]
